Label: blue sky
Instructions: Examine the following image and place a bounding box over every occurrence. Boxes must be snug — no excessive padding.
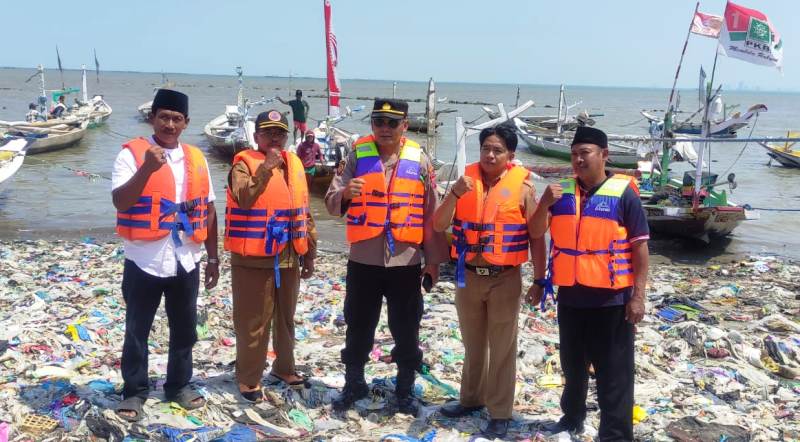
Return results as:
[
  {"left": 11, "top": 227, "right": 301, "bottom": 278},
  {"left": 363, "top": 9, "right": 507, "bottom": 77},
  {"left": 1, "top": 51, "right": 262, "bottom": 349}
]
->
[{"left": 3, "top": 0, "right": 796, "bottom": 90}]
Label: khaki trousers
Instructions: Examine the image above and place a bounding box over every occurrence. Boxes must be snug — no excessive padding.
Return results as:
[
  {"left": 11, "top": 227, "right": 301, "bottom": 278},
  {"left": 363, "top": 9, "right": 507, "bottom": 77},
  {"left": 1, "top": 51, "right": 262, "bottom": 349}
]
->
[
  {"left": 232, "top": 264, "right": 300, "bottom": 386},
  {"left": 455, "top": 266, "right": 522, "bottom": 419}
]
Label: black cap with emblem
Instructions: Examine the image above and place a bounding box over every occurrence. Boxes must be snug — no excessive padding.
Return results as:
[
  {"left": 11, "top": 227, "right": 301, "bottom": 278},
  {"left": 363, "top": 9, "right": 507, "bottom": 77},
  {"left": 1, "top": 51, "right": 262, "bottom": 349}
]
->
[
  {"left": 371, "top": 98, "right": 408, "bottom": 120},
  {"left": 255, "top": 110, "right": 289, "bottom": 131},
  {"left": 151, "top": 89, "right": 189, "bottom": 117}
]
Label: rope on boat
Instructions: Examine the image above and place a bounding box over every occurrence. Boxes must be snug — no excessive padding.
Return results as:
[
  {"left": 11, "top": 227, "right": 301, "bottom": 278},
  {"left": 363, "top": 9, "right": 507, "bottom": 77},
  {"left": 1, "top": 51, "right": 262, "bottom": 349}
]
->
[
  {"left": 620, "top": 117, "right": 646, "bottom": 127},
  {"left": 100, "top": 127, "right": 135, "bottom": 140},
  {"left": 23, "top": 156, "right": 111, "bottom": 181},
  {"left": 720, "top": 114, "right": 759, "bottom": 177},
  {"left": 743, "top": 205, "right": 800, "bottom": 212}
]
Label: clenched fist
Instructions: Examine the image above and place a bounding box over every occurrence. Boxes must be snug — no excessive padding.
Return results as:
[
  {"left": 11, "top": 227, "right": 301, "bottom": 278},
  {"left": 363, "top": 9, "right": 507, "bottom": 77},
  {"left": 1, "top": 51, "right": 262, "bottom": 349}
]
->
[
  {"left": 142, "top": 145, "right": 167, "bottom": 174},
  {"left": 255, "top": 148, "right": 284, "bottom": 179},
  {"left": 540, "top": 183, "right": 564, "bottom": 207},
  {"left": 343, "top": 178, "right": 366, "bottom": 201},
  {"left": 452, "top": 175, "right": 474, "bottom": 198}
]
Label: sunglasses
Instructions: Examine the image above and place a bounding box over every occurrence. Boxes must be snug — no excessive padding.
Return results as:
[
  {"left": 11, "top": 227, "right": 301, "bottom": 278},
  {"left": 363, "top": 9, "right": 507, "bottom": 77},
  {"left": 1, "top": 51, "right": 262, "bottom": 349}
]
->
[{"left": 371, "top": 117, "right": 401, "bottom": 129}]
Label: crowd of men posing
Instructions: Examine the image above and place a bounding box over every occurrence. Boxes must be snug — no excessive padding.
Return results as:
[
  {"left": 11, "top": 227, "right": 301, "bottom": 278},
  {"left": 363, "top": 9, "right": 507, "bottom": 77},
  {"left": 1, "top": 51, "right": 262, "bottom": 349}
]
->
[{"left": 110, "top": 89, "right": 649, "bottom": 441}]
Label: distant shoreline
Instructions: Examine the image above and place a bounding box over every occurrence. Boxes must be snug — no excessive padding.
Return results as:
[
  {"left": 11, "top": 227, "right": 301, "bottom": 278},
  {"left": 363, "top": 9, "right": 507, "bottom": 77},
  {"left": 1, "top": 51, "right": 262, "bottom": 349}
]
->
[{"left": 1, "top": 66, "right": 796, "bottom": 94}]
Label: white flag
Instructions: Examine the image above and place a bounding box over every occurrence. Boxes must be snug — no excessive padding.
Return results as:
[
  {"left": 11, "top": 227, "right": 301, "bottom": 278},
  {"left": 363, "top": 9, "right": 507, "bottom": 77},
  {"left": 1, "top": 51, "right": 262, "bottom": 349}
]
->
[{"left": 691, "top": 11, "right": 723, "bottom": 38}]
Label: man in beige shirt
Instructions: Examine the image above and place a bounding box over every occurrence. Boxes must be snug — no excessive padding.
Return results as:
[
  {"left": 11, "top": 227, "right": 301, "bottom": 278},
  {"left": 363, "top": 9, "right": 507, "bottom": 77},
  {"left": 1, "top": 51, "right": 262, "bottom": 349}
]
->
[
  {"left": 433, "top": 123, "right": 546, "bottom": 439},
  {"left": 325, "top": 99, "right": 449, "bottom": 416},
  {"left": 225, "top": 110, "right": 317, "bottom": 402}
]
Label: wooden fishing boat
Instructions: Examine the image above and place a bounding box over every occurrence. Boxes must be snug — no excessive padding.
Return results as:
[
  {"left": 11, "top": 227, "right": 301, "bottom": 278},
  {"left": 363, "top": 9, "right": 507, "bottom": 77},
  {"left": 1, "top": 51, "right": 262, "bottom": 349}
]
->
[
  {"left": 515, "top": 123, "right": 641, "bottom": 168},
  {"left": 2, "top": 120, "right": 89, "bottom": 155},
  {"left": 204, "top": 109, "right": 249, "bottom": 156},
  {"left": 0, "top": 138, "right": 29, "bottom": 190},
  {"left": 289, "top": 121, "right": 356, "bottom": 190},
  {"left": 759, "top": 131, "right": 800, "bottom": 168}
]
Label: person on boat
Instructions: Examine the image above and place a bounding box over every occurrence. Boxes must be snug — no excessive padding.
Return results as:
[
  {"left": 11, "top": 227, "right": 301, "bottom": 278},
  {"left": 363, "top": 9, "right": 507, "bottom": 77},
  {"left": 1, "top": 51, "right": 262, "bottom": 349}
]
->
[
  {"left": 50, "top": 95, "right": 67, "bottom": 118},
  {"left": 528, "top": 126, "right": 649, "bottom": 441},
  {"left": 225, "top": 110, "right": 317, "bottom": 402},
  {"left": 25, "top": 103, "right": 41, "bottom": 122},
  {"left": 296, "top": 130, "right": 322, "bottom": 188},
  {"left": 111, "top": 89, "right": 219, "bottom": 421},
  {"left": 324, "top": 98, "right": 448, "bottom": 416},
  {"left": 431, "top": 123, "right": 547, "bottom": 439},
  {"left": 276, "top": 89, "right": 310, "bottom": 142}
]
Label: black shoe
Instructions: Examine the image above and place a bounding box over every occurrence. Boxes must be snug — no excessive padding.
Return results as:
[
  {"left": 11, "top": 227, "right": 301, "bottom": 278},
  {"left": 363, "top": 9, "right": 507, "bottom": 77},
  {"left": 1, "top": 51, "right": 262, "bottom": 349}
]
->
[
  {"left": 394, "top": 366, "right": 416, "bottom": 396},
  {"left": 483, "top": 419, "right": 509, "bottom": 439},
  {"left": 439, "top": 402, "right": 484, "bottom": 418},
  {"left": 394, "top": 394, "right": 419, "bottom": 416},
  {"left": 541, "top": 418, "right": 584, "bottom": 435},
  {"left": 333, "top": 364, "right": 369, "bottom": 411},
  {"left": 332, "top": 383, "right": 368, "bottom": 411}
]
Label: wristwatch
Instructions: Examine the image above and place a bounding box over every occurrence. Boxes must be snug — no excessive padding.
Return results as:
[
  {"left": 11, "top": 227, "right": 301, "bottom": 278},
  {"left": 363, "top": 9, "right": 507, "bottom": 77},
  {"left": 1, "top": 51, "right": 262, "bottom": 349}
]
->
[
  {"left": 533, "top": 278, "right": 548, "bottom": 288},
  {"left": 207, "top": 258, "right": 220, "bottom": 264}
]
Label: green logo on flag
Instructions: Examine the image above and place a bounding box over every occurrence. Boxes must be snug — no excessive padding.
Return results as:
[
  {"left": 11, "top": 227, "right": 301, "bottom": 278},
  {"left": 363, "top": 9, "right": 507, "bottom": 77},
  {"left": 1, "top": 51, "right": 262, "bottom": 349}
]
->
[{"left": 747, "top": 18, "right": 771, "bottom": 44}]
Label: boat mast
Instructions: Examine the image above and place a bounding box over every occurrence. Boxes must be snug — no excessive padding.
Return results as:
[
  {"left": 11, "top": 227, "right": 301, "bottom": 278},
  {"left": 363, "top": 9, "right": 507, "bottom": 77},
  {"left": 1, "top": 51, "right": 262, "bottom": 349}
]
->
[
  {"left": 235, "top": 66, "right": 244, "bottom": 110},
  {"left": 425, "top": 77, "right": 437, "bottom": 158},
  {"left": 659, "top": 2, "right": 699, "bottom": 188},
  {"left": 556, "top": 84, "right": 564, "bottom": 135},
  {"left": 81, "top": 65, "right": 88, "bottom": 103},
  {"left": 692, "top": 50, "right": 721, "bottom": 211},
  {"left": 37, "top": 65, "right": 48, "bottom": 119}
]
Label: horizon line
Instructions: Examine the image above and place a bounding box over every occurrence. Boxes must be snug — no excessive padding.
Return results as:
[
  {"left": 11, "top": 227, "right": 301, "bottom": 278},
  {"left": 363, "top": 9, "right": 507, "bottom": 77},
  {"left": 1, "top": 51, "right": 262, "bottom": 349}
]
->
[{"left": 2, "top": 65, "right": 796, "bottom": 94}]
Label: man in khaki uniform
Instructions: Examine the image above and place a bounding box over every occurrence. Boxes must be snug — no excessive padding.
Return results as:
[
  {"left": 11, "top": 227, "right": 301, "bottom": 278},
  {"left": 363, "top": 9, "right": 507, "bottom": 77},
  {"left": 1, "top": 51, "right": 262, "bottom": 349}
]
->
[
  {"left": 225, "top": 110, "right": 317, "bottom": 402},
  {"left": 433, "top": 123, "right": 546, "bottom": 439}
]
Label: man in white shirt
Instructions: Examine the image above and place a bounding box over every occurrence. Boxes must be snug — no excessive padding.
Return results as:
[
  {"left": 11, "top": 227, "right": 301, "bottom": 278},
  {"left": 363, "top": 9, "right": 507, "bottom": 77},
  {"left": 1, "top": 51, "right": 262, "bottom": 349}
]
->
[{"left": 111, "top": 89, "right": 219, "bottom": 422}]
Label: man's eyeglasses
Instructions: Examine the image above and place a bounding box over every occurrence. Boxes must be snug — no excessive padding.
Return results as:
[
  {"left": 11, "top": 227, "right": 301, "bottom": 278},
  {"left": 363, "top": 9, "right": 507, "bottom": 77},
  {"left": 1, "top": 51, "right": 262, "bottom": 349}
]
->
[{"left": 371, "top": 117, "right": 401, "bottom": 129}]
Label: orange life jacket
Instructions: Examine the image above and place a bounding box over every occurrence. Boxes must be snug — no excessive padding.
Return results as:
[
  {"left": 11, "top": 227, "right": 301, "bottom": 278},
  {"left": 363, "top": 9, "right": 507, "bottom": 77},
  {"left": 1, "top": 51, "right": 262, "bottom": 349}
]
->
[
  {"left": 450, "top": 163, "right": 530, "bottom": 287},
  {"left": 224, "top": 149, "right": 310, "bottom": 286},
  {"left": 116, "top": 138, "right": 209, "bottom": 245},
  {"left": 345, "top": 135, "right": 425, "bottom": 253},
  {"left": 548, "top": 174, "right": 639, "bottom": 290}
]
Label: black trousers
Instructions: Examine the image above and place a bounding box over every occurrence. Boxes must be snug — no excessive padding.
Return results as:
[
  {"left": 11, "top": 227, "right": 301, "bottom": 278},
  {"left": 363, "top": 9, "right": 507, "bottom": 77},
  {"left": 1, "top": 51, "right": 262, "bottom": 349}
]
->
[
  {"left": 121, "top": 259, "right": 199, "bottom": 399},
  {"left": 557, "top": 303, "right": 635, "bottom": 442},
  {"left": 341, "top": 260, "right": 423, "bottom": 370}
]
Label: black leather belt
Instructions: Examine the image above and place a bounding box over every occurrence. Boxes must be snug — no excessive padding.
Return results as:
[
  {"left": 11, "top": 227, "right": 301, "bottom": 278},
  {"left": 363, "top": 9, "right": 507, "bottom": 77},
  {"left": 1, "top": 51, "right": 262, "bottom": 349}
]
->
[{"left": 465, "top": 263, "right": 516, "bottom": 277}]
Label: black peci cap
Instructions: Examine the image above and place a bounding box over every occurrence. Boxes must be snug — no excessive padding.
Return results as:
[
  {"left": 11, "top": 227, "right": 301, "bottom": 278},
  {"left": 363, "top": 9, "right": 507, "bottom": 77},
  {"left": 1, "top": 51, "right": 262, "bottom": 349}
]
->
[
  {"left": 571, "top": 126, "right": 608, "bottom": 149},
  {"left": 152, "top": 89, "right": 189, "bottom": 117}
]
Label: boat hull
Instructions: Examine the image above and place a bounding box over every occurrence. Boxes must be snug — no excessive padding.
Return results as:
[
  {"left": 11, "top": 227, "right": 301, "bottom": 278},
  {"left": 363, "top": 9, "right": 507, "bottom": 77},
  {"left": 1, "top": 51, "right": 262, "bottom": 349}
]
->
[
  {"left": 759, "top": 143, "right": 800, "bottom": 168},
  {"left": 642, "top": 204, "right": 755, "bottom": 242},
  {"left": 518, "top": 131, "right": 639, "bottom": 168},
  {"left": 203, "top": 114, "right": 249, "bottom": 157},
  {"left": 137, "top": 101, "right": 152, "bottom": 121},
  {"left": 26, "top": 123, "right": 89, "bottom": 155},
  {"left": 0, "top": 139, "right": 28, "bottom": 190}
]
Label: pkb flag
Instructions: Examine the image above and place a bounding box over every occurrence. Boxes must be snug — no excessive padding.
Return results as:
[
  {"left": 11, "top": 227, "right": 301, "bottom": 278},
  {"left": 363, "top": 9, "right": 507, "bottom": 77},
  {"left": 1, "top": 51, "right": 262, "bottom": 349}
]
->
[{"left": 718, "top": 1, "right": 783, "bottom": 71}]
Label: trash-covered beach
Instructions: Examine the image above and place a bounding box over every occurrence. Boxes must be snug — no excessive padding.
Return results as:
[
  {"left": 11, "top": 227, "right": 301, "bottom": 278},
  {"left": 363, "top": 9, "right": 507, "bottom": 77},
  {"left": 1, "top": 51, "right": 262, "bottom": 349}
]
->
[{"left": 0, "top": 238, "right": 798, "bottom": 441}]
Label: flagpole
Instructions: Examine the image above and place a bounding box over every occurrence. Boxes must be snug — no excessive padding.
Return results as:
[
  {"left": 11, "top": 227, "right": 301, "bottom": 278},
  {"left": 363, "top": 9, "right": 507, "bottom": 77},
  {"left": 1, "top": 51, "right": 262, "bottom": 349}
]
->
[
  {"left": 56, "top": 46, "right": 65, "bottom": 90},
  {"left": 666, "top": 1, "right": 700, "bottom": 116}
]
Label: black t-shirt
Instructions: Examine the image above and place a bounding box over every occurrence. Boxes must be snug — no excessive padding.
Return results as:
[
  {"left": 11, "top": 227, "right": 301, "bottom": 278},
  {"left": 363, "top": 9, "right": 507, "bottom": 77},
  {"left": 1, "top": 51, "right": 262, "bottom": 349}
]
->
[{"left": 556, "top": 172, "right": 649, "bottom": 308}]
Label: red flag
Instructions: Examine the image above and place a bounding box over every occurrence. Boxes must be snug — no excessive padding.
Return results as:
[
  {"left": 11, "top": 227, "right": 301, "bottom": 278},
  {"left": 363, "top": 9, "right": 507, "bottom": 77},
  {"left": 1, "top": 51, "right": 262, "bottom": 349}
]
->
[
  {"left": 324, "top": 0, "right": 341, "bottom": 117},
  {"left": 691, "top": 11, "right": 723, "bottom": 38},
  {"left": 718, "top": 1, "right": 783, "bottom": 71}
]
